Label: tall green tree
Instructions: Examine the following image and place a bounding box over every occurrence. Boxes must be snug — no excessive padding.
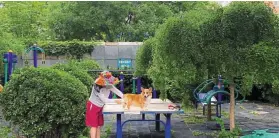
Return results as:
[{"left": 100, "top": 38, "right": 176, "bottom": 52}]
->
[
  {"left": 143, "top": 1, "right": 278, "bottom": 104},
  {"left": 47, "top": 2, "right": 133, "bottom": 41},
  {"left": 134, "top": 38, "right": 154, "bottom": 76},
  {"left": 147, "top": 5, "right": 220, "bottom": 102},
  {"left": 0, "top": 2, "right": 50, "bottom": 44}
]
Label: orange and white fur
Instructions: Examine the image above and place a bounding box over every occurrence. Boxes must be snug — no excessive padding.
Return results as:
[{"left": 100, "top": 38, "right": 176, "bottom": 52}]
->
[{"left": 116, "top": 87, "right": 152, "bottom": 110}]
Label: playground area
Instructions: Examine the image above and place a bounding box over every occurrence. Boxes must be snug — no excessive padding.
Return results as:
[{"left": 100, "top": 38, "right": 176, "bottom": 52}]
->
[
  {"left": 0, "top": 40, "right": 279, "bottom": 138},
  {"left": 1, "top": 1, "right": 279, "bottom": 138}
]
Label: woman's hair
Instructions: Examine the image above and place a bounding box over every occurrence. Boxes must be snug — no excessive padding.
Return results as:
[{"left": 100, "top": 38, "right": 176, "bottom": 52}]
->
[{"left": 94, "top": 74, "right": 106, "bottom": 86}]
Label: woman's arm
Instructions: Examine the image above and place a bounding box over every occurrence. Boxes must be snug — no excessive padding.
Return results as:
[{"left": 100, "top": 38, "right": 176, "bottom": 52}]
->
[{"left": 113, "top": 78, "right": 120, "bottom": 85}]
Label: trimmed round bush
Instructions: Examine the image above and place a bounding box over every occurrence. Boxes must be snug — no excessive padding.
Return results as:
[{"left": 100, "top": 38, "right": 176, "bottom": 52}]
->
[
  {"left": 67, "top": 59, "right": 101, "bottom": 79},
  {"left": 0, "top": 67, "right": 88, "bottom": 137},
  {"left": 52, "top": 63, "right": 93, "bottom": 94},
  {"left": 72, "top": 59, "right": 101, "bottom": 71}
]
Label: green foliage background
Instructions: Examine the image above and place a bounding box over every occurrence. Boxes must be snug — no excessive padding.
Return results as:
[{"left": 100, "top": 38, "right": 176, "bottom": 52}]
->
[{"left": 135, "top": 2, "right": 279, "bottom": 105}]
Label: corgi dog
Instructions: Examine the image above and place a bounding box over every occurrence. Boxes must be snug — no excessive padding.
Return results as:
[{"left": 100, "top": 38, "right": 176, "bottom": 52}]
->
[{"left": 115, "top": 87, "right": 153, "bottom": 110}]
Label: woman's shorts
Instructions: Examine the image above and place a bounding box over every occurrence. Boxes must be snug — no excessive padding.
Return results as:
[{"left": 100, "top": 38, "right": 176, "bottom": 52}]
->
[{"left": 85, "top": 101, "right": 104, "bottom": 127}]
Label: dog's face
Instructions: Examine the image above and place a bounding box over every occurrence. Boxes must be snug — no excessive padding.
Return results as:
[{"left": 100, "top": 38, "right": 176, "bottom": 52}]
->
[{"left": 141, "top": 87, "right": 152, "bottom": 98}]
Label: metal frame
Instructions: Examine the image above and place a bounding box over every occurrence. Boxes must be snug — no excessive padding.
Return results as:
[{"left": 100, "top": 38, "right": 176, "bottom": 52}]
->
[
  {"left": 104, "top": 113, "right": 173, "bottom": 138},
  {"left": 3, "top": 51, "right": 17, "bottom": 84},
  {"left": 24, "top": 45, "right": 45, "bottom": 68}
]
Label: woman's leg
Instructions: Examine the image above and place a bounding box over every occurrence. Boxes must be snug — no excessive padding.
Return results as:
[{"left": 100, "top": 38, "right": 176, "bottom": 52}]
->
[
  {"left": 96, "top": 127, "right": 101, "bottom": 138},
  {"left": 97, "top": 108, "right": 104, "bottom": 138},
  {"left": 90, "top": 127, "right": 97, "bottom": 138}
]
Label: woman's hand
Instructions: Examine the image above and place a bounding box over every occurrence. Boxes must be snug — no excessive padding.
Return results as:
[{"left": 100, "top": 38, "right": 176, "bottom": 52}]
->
[{"left": 113, "top": 78, "right": 120, "bottom": 85}]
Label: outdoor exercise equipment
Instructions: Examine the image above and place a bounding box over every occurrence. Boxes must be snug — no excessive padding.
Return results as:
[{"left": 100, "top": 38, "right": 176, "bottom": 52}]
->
[
  {"left": 110, "top": 72, "right": 125, "bottom": 99},
  {"left": 113, "top": 74, "right": 157, "bottom": 98},
  {"left": 240, "top": 128, "right": 279, "bottom": 138},
  {"left": 24, "top": 44, "right": 45, "bottom": 68},
  {"left": 193, "top": 75, "right": 243, "bottom": 119},
  {"left": 3, "top": 50, "right": 17, "bottom": 84}
]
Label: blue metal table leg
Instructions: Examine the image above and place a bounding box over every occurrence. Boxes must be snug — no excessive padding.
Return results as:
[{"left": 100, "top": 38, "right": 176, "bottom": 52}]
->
[
  {"left": 117, "top": 114, "right": 122, "bottom": 138},
  {"left": 165, "top": 114, "right": 171, "bottom": 138},
  {"left": 142, "top": 113, "right": 145, "bottom": 120},
  {"left": 155, "top": 113, "right": 160, "bottom": 131}
]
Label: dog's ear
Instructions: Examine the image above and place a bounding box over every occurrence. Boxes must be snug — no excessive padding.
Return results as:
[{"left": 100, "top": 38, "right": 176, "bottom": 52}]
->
[
  {"left": 141, "top": 87, "right": 144, "bottom": 93},
  {"left": 149, "top": 87, "right": 153, "bottom": 92}
]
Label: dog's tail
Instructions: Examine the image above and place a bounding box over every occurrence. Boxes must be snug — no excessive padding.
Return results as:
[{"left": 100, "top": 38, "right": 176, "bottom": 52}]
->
[{"left": 115, "top": 99, "right": 122, "bottom": 104}]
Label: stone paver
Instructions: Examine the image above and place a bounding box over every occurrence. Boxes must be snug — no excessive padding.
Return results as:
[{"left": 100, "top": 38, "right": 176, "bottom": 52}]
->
[{"left": 222, "top": 102, "right": 279, "bottom": 131}]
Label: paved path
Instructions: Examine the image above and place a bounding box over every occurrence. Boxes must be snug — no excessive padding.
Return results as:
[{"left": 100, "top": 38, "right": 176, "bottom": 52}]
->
[
  {"left": 223, "top": 102, "right": 279, "bottom": 131},
  {"left": 102, "top": 102, "right": 279, "bottom": 138}
]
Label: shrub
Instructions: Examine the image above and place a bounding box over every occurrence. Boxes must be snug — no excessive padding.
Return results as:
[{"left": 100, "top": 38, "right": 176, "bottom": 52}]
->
[
  {"left": 0, "top": 67, "right": 88, "bottom": 137},
  {"left": 52, "top": 63, "right": 93, "bottom": 94},
  {"left": 67, "top": 59, "right": 101, "bottom": 79},
  {"left": 134, "top": 38, "right": 154, "bottom": 76}
]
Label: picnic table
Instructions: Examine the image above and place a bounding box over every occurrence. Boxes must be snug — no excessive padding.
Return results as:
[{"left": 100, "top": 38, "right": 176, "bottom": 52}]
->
[{"left": 103, "top": 98, "right": 184, "bottom": 138}]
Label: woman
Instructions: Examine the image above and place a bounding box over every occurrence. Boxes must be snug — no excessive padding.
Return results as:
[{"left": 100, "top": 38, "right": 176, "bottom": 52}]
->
[{"left": 85, "top": 71, "right": 123, "bottom": 138}]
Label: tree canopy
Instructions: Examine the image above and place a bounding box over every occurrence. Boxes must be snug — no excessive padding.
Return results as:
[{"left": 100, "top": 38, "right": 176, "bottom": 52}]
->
[{"left": 134, "top": 1, "right": 279, "bottom": 104}]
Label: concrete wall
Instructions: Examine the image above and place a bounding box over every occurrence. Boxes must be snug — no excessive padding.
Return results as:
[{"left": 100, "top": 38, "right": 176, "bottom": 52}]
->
[{"left": 18, "top": 42, "right": 142, "bottom": 69}]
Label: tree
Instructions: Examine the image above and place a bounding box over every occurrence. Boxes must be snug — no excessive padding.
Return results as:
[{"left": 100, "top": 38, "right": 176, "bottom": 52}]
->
[
  {"left": 143, "top": 1, "right": 278, "bottom": 130},
  {"left": 47, "top": 2, "right": 133, "bottom": 41},
  {"left": 243, "top": 41, "right": 279, "bottom": 105},
  {"left": 0, "top": 2, "right": 50, "bottom": 44},
  {"left": 134, "top": 38, "right": 155, "bottom": 76},
  {"left": 147, "top": 6, "right": 219, "bottom": 102}
]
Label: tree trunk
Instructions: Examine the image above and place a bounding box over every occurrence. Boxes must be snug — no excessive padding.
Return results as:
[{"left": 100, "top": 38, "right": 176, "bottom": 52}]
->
[{"left": 229, "top": 84, "right": 235, "bottom": 131}]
